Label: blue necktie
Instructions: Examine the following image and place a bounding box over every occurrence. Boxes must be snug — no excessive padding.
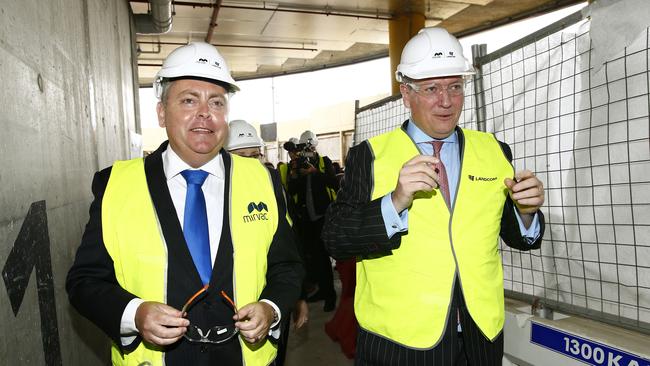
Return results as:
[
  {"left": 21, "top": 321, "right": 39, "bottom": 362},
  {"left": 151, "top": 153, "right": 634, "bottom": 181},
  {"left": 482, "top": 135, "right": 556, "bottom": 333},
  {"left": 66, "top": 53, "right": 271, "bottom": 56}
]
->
[{"left": 181, "top": 169, "right": 212, "bottom": 285}]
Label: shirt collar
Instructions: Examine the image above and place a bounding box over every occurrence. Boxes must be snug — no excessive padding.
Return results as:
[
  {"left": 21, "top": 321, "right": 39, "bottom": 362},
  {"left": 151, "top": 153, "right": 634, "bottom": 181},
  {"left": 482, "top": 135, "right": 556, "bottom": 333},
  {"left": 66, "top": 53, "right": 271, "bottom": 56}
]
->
[
  {"left": 406, "top": 118, "right": 458, "bottom": 144},
  {"left": 162, "top": 145, "right": 225, "bottom": 181}
]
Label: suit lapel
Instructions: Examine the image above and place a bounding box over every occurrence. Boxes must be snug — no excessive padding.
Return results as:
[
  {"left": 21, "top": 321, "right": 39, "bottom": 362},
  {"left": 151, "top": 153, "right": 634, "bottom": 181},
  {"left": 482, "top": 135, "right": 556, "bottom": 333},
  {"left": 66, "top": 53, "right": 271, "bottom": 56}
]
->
[
  {"left": 144, "top": 142, "right": 203, "bottom": 293},
  {"left": 210, "top": 150, "right": 234, "bottom": 296}
]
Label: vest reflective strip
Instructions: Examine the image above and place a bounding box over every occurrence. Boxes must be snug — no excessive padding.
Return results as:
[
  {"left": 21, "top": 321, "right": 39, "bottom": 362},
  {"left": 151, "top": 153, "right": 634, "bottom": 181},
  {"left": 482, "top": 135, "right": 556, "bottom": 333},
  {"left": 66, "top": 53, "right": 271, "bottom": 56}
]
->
[
  {"left": 356, "top": 128, "right": 513, "bottom": 348},
  {"left": 103, "top": 156, "right": 279, "bottom": 365}
]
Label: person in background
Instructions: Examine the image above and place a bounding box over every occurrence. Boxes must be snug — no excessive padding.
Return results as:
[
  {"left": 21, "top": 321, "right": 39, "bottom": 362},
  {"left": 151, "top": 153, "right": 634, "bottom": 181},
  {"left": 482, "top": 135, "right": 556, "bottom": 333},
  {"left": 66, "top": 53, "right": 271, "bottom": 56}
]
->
[
  {"left": 278, "top": 138, "right": 299, "bottom": 192},
  {"left": 322, "top": 27, "right": 545, "bottom": 365},
  {"left": 286, "top": 130, "right": 339, "bottom": 312},
  {"left": 226, "top": 119, "right": 309, "bottom": 366},
  {"left": 225, "top": 119, "right": 266, "bottom": 160},
  {"left": 324, "top": 161, "right": 358, "bottom": 360},
  {"left": 66, "top": 42, "right": 303, "bottom": 366}
]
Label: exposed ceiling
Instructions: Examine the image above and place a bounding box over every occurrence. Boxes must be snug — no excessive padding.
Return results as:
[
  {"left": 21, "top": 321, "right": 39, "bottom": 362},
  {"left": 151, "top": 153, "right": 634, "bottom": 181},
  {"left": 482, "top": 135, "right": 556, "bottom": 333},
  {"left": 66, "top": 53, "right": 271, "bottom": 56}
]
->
[{"left": 131, "top": 0, "right": 585, "bottom": 85}]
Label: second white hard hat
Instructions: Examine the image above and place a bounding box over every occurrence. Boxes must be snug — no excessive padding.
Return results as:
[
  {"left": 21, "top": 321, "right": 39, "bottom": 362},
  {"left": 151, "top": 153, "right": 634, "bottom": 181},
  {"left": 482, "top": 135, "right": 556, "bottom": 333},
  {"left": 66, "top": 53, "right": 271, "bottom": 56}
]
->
[
  {"left": 299, "top": 130, "right": 318, "bottom": 147},
  {"left": 226, "top": 120, "right": 264, "bottom": 151},
  {"left": 154, "top": 42, "right": 239, "bottom": 98},
  {"left": 395, "top": 27, "right": 475, "bottom": 82}
]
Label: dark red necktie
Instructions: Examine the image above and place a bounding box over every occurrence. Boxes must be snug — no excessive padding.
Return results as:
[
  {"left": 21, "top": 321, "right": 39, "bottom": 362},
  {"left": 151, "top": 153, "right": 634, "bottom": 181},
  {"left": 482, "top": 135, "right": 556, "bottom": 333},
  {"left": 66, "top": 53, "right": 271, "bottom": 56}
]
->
[{"left": 430, "top": 141, "right": 451, "bottom": 208}]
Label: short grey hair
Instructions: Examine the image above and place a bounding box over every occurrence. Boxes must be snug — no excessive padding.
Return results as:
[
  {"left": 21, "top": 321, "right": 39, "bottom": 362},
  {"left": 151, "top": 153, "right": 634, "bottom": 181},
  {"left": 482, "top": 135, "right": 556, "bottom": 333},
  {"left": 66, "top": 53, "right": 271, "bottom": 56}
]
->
[{"left": 159, "top": 79, "right": 173, "bottom": 105}]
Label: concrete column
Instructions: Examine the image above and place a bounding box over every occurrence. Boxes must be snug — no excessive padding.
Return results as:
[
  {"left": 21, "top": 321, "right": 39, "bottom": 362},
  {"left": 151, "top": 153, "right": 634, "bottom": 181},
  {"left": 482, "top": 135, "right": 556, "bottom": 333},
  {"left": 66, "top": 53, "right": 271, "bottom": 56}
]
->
[{"left": 389, "top": 12, "right": 425, "bottom": 95}]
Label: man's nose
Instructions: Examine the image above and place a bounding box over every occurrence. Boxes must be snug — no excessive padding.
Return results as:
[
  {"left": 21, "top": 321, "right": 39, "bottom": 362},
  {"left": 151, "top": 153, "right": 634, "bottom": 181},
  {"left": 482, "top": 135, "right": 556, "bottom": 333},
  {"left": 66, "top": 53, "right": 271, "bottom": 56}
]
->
[
  {"left": 438, "top": 89, "right": 452, "bottom": 107},
  {"left": 197, "top": 100, "right": 211, "bottom": 118}
]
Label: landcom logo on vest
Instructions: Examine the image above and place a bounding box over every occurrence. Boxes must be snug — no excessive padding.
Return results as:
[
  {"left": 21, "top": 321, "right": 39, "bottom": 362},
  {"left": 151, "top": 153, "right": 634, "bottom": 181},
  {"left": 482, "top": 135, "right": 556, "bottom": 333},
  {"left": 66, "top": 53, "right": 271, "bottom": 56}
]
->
[
  {"left": 244, "top": 201, "right": 269, "bottom": 222},
  {"left": 468, "top": 174, "right": 497, "bottom": 182}
]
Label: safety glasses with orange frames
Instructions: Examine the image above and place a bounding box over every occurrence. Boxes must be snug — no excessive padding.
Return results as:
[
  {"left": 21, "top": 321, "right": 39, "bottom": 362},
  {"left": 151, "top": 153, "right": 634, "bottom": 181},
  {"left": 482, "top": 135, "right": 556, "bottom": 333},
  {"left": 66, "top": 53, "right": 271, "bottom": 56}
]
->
[{"left": 181, "top": 285, "right": 239, "bottom": 344}]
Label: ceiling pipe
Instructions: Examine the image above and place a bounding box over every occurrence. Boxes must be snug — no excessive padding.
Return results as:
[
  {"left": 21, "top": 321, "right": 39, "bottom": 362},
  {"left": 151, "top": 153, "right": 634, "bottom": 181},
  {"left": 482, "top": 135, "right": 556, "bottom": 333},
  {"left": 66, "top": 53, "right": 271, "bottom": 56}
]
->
[
  {"left": 130, "top": 0, "right": 393, "bottom": 20},
  {"left": 205, "top": 0, "right": 222, "bottom": 43},
  {"left": 219, "top": 3, "right": 393, "bottom": 20},
  {"left": 134, "top": 0, "right": 173, "bottom": 34},
  {"left": 136, "top": 40, "right": 318, "bottom": 52}
]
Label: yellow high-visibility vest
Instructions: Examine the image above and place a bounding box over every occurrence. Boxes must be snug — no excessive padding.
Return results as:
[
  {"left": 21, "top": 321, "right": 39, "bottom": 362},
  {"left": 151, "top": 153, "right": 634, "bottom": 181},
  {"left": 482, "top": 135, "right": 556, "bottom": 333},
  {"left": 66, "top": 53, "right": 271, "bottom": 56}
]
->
[
  {"left": 102, "top": 154, "right": 279, "bottom": 365},
  {"left": 355, "top": 128, "right": 513, "bottom": 348},
  {"left": 316, "top": 155, "right": 337, "bottom": 201}
]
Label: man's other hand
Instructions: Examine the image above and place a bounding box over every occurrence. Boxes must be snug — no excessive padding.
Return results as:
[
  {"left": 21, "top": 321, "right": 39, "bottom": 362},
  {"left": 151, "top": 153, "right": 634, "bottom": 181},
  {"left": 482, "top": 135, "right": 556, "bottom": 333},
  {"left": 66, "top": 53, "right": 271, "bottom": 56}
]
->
[
  {"left": 135, "top": 301, "right": 189, "bottom": 346},
  {"left": 504, "top": 170, "right": 545, "bottom": 216},
  {"left": 234, "top": 301, "right": 275, "bottom": 344}
]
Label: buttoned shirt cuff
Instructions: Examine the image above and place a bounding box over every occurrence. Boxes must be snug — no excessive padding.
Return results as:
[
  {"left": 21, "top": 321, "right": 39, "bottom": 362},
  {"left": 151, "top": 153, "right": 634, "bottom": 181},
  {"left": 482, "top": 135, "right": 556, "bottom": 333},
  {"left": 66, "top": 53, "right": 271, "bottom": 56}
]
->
[
  {"left": 381, "top": 193, "right": 408, "bottom": 239},
  {"left": 514, "top": 208, "right": 541, "bottom": 244},
  {"left": 120, "top": 298, "right": 145, "bottom": 346},
  {"left": 260, "top": 299, "right": 281, "bottom": 338}
]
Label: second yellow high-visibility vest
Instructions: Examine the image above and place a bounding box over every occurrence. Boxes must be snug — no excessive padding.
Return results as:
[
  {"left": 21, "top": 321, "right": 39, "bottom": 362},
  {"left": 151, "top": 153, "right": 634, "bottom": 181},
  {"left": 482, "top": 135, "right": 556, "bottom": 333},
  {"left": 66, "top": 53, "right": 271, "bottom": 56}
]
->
[{"left": 355, "top": 127, "right": 514, "bottom": 349}]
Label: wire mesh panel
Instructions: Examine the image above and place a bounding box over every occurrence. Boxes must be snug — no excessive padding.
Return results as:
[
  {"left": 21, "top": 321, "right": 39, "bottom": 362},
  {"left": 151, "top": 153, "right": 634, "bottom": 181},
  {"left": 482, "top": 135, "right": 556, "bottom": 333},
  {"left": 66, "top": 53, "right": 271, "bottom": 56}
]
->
[
  {"left": 354, "top": 95, "right": 406, "bottom": 145},
  {"left": 353, "top": 20, "right": 650, "bottom": 334},
  {"left": 485, "top": 23, "right": 650, "bottom": 333}
]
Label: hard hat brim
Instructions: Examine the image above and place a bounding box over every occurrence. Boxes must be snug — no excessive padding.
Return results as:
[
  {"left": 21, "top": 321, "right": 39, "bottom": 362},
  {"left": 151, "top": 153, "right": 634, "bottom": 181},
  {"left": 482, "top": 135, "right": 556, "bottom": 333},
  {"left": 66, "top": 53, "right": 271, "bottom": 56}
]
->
[{"left": 227, "top": 142, "right": 264, "bottom": 151}]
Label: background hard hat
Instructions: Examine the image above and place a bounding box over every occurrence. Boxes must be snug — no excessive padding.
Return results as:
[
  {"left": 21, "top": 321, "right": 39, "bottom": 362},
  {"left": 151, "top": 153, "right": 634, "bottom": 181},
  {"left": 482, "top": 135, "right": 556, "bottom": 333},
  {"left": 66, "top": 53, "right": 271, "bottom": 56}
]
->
[
  {"left": 154, "top": 42, "right": 239, "bottom": 98},
  {"left": 395, "top": 27, "right": 475, "bottom": 82},
  {"left": 226, "top": 120, "right": 263, "bottom": 151},
  {"left": 299, "top": 130, "right": 318, "bottom": 147},
  {"left": 282, "top": 137, "right": 300, "bottom": 152}
]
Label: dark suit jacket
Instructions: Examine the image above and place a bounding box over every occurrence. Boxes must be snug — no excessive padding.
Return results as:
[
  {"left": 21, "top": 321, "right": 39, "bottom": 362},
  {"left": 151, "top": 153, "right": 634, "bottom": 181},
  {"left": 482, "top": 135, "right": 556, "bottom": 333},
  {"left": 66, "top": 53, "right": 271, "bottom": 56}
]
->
[
  {"left": 66, "top": 142, "right": 304, "bottom": 365},
  {"left": 321, "top": 123, "right": 545, "bottom": 364}
]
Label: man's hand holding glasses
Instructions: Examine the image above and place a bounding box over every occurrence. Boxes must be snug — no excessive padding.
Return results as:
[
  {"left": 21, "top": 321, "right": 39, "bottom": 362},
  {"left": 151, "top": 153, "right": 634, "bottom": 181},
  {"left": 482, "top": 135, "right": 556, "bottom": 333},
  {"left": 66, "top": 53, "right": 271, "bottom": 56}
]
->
[
  {"left": 134, "top": 301, "right": 190, "bottom": 346},
  {"left": 233, "top": 301, "right": 278, "bottom": 344}
]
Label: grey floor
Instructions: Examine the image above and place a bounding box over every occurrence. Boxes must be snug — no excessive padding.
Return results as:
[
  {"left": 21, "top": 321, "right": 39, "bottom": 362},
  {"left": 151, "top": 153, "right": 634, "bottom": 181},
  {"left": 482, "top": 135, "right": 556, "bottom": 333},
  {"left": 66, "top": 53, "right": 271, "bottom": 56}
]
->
[{"left": 284, "top": 277, "right": 355, "bottom": 366}]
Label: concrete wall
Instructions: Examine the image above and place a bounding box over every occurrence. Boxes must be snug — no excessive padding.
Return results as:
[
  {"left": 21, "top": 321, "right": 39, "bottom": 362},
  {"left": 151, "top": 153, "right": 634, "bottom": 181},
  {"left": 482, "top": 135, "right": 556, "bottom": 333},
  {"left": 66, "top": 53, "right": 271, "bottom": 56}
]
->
[{"left": 0, "top": 0, "right": 138, "bottom": 364}]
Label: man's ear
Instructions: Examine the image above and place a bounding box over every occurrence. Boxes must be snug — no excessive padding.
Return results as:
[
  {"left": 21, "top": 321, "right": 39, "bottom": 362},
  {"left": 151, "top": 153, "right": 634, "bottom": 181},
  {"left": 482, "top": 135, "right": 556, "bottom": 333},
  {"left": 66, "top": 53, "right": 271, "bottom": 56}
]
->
[
  {"left": 399, "top": 84, "right": 411, "bottom": 109},
  {"left": 156, "top": 102, "right": 166, "bottom": 127}
]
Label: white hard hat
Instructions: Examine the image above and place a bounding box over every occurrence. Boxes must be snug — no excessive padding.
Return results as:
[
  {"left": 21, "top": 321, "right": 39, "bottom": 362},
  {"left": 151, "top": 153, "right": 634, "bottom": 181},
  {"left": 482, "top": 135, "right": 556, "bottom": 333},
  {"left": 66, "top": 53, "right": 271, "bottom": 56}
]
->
[
  {"left": 299, "top": 130, "right": 318, "bottom": 147},
  {"left": 288, "top": 137, "right": 299, "bottom": 145},
  {"left": 395, "top": 27, "right": 475, "bottom": 82},
  {"left": 226, "top": 120, "right": 263, "bottom": 151},
  {"left": 154, "top": 42, "right": 239, "bottom": 98}
]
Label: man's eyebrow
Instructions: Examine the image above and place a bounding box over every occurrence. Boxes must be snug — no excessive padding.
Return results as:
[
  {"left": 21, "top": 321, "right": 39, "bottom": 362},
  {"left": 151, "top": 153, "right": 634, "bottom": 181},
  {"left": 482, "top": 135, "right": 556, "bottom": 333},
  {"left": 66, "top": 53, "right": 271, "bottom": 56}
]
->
[{"left": 176, "top": 89, "right": 226, "bottom": 99}]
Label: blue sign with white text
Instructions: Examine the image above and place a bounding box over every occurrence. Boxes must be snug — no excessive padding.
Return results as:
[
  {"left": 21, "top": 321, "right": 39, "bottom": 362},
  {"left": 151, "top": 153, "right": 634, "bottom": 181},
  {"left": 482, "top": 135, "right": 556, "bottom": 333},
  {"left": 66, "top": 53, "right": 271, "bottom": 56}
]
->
[{"left": 530, "top": 322, "right": 650, "bottom": 366}]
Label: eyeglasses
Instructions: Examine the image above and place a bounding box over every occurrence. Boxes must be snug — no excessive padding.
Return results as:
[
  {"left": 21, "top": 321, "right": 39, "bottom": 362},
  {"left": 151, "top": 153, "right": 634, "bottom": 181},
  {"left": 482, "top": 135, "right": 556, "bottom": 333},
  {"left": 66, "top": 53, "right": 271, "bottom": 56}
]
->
[
  {"left": 407, "top": 81, "right": 465, "bottom": 98},
  {"left": 247, "top": 152, "right": 264, "bottom": 160},
  {"left": 182, "top": 285, "right": 239, "bottom": 344}
]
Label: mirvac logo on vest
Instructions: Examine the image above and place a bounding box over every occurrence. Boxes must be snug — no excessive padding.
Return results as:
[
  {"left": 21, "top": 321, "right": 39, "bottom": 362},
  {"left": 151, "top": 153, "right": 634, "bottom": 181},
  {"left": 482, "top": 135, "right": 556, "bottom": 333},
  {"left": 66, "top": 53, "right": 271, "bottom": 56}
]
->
[
  {"left": 468, "top": 174, "right": 497, "bottom": 182},
  {"left": 244, "top": 201, "right": 269, "bottom": 222}
]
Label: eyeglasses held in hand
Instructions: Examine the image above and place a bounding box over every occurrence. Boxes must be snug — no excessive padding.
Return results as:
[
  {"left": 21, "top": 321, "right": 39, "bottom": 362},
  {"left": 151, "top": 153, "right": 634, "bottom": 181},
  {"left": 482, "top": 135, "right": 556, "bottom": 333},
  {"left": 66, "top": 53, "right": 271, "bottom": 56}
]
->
[
  {"left": 181, "top": 285, "right": 239, "bottom": 344},
  {"left": 407, "top": 81, "right": 465, "bottom": 98}
]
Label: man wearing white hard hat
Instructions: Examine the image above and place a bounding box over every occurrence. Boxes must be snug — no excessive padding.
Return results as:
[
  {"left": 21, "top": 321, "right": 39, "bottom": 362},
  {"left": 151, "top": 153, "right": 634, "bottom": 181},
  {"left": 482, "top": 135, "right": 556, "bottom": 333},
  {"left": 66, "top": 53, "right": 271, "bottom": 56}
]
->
[
  {"left": 323, "top": 28, "right": 545, "bottom": 365},
  {"left": 67, "top": 42, "right": 303, "bottom": 366},
  {"left": 226, "top": 119, "right": 310, "bottom": 366},
  {"left": 226, "top": 119, "right": 265, "bottom": 160}
]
